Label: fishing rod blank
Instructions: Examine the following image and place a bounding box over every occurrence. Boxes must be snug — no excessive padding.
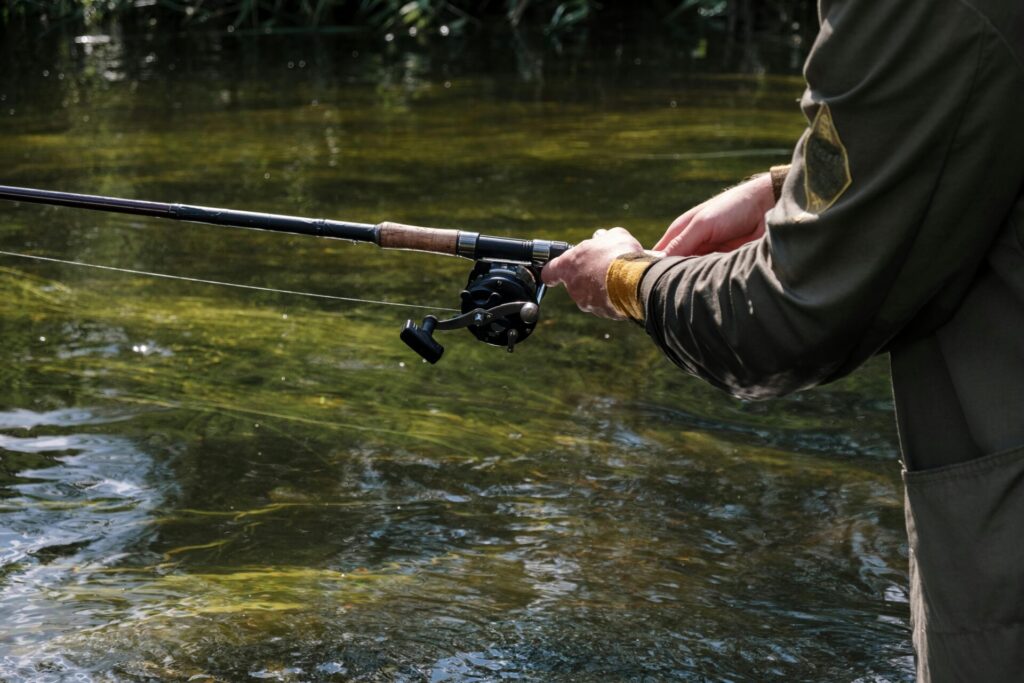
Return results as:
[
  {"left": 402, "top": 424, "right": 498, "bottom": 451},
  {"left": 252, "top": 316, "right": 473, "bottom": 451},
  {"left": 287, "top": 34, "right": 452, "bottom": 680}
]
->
[
  {"left": 0, "top": 184, "right": 575, "bottom": 363},
  {"left": 0, "top": 185, "right": 570, "bottom": 266}
]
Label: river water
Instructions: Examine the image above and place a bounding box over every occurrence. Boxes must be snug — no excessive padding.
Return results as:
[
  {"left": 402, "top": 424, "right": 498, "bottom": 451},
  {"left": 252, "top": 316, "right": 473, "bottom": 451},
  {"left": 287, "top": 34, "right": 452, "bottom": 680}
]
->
[{"left": 0, "top": 23, "right": 911, "bottom": 682}]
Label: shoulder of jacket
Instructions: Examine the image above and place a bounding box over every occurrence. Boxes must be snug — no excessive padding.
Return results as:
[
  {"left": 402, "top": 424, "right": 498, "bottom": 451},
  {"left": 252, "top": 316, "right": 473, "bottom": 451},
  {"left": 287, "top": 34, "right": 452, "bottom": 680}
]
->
[{"left": 953, "top": 0, "right": 1024, "bottom": 76}]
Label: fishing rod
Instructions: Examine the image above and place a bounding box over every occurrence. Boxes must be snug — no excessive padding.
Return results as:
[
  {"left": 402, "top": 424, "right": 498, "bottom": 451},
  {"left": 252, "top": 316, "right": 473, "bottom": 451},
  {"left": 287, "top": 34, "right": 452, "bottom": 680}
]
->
[{"left": 0, "top": 184, "right": 573, "bottom": 363}]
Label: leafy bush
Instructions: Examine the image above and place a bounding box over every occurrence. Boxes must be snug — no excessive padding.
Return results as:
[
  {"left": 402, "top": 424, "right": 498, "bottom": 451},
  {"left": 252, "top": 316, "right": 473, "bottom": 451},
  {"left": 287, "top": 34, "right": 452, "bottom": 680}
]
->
[{"left": 3, "top": 0, "right": 813, "bottom": 39}]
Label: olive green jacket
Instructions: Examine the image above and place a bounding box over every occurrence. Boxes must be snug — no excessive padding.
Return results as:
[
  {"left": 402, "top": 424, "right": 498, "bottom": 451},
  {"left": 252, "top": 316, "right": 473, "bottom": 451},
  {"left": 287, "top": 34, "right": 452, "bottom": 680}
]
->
[{"left": 637, "top": 0, "right": 1024, "bottom": 679}]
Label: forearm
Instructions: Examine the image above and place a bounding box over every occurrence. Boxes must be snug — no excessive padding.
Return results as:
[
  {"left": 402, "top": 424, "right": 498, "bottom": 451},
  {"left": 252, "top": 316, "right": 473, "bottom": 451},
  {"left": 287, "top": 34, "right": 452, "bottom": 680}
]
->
[{"left": 607, "top": 236, "right": 862, "bottom": 399}]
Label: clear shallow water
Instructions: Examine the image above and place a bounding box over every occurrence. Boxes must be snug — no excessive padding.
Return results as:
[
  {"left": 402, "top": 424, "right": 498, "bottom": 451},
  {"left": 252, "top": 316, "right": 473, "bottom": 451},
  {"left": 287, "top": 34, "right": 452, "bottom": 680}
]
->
[{"left": 0, "top": 25, "right": 910, "bottom": 681}]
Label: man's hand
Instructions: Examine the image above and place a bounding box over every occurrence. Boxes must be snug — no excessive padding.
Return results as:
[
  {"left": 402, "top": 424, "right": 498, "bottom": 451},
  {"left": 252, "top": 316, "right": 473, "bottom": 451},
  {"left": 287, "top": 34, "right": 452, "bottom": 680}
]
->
[
  {"left": 542, "top": 227, "right": 645, "bottom": 319},
  {"left": 655, "top": 173, "right": 776, "bottom": 257}
]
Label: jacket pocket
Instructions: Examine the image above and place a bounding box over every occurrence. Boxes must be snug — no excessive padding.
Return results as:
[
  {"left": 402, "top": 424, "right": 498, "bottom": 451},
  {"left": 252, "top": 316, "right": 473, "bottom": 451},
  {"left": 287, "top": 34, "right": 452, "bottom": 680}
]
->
[{"left": 903, "top": 445, "right": 1024, "bottom": 681}]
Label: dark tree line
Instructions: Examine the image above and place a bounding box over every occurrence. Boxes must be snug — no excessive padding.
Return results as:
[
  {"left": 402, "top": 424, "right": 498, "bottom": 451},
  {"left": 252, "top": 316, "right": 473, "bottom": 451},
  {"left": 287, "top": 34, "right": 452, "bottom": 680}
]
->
[{"left": 3, "top": 1, "right": 817, "bottom": 40}]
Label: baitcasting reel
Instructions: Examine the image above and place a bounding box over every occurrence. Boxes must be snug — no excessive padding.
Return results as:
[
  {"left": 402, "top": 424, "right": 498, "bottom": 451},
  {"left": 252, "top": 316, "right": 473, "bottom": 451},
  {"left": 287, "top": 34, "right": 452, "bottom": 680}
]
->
[{"left": 401, "top": 260, "right": 545, "bottom": 363}]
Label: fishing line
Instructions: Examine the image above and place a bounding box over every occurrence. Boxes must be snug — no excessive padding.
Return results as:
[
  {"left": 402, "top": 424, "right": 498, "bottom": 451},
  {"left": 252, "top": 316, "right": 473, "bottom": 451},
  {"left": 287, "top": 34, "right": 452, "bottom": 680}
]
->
[
  {"left": 0, "top": 249, "right": 458, "bottom": 313},
  {"left": 626, "top": 148, "right": 793, "bottom": 160}
]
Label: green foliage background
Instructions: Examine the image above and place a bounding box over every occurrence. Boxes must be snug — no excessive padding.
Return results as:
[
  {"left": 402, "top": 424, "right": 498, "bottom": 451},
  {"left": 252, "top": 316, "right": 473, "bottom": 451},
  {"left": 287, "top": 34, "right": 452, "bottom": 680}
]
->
[{"left": 3, "top": 0, "right": 815, "bottom": 40}]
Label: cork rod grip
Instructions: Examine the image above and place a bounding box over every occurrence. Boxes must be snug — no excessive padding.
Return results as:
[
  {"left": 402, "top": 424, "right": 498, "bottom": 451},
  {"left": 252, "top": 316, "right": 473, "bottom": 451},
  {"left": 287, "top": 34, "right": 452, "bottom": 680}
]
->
[{"left": 377, "top": 221, "right": 459, "bottom": 255}]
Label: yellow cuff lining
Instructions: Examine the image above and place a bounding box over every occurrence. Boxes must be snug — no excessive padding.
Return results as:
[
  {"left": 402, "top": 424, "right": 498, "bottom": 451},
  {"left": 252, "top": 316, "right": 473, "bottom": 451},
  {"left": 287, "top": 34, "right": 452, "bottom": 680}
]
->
[
  {"left": 770, "top": 164, "right": 791, "bottom": 202},
  {"left": 606, "top": 254, "right": 659, "bottom": 321}
]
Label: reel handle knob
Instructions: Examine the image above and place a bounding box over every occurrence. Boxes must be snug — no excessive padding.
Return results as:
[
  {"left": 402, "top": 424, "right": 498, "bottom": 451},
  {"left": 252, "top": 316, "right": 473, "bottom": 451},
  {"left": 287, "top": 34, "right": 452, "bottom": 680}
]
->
[{"left": 401, "top": 315, "right": 444, "bottom": 364}]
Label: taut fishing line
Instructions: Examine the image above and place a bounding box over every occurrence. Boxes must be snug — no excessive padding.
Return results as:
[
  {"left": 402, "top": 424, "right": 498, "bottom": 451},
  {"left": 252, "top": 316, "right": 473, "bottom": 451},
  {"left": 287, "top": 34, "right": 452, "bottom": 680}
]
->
[{"left": 0, "top": 249, "right": 458, "bottom": 313}]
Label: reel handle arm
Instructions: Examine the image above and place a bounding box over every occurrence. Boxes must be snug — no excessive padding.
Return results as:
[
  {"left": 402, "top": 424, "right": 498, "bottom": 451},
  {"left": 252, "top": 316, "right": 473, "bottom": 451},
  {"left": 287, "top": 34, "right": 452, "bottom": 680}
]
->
[{"left": 400, "top": 301, "right": 540, "bottom": 364}]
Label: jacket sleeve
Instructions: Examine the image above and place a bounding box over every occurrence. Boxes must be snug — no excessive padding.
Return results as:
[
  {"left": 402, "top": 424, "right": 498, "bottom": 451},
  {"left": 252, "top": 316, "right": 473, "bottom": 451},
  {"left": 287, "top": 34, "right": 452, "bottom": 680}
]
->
[{"left": 639, "top": 0, "right": 1024, "bottom": 399}]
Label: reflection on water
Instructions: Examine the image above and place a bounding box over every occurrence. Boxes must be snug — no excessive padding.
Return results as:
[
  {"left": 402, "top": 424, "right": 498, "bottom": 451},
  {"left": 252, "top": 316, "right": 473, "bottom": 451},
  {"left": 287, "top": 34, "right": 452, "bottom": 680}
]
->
[{"left": 0, "top": 23, "right": 911, "bottom": 682}]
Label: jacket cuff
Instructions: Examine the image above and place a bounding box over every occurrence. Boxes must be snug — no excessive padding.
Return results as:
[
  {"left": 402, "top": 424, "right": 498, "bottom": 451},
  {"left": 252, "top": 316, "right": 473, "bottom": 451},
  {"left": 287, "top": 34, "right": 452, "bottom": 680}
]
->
[
  {"left": 606, "top": 253, "right": 660, "bottom": 321},
  {"left": 769, "top": 164, "right": 791, "bottom": 202}
]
